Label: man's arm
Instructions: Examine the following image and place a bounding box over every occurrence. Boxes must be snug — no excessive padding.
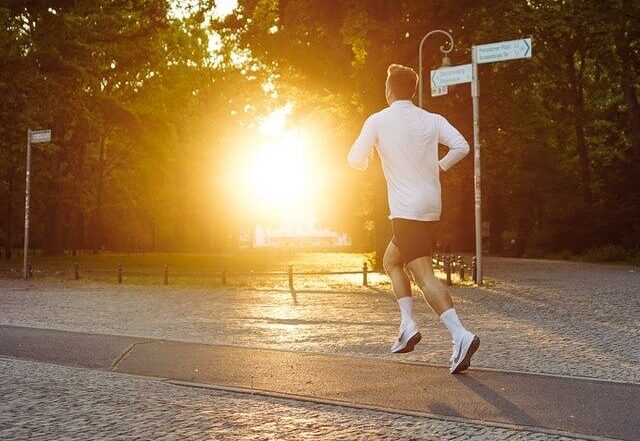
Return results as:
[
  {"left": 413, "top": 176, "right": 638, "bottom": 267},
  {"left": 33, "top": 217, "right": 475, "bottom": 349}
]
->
[
  {"left": 347, "top": 115, "right": 377, "bottom": 171},
  {"left": 437, "top": 115, "right": 470, "bottom": 171}
]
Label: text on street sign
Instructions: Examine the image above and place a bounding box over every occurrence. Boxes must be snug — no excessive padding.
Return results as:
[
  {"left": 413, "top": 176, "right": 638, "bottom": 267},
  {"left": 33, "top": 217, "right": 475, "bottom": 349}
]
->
[
  {"left": 30, "top": 130, "right": 51, "bottom": 143},
  {"left": 431, "top": 85, "right": 448, "bottom": 97},
  {"left": 476, "top": 38, "right": 532, "bottom": 64},
  {"left": 431, "top": 63, "right": 472, "bottom": 88}
]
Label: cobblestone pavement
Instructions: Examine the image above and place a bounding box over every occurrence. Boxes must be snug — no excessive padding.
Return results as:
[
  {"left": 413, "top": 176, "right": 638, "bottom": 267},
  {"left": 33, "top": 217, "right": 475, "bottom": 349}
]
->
[
  {"left": 1, "top": 257, "right": 638, "bottom": 383},
  {"left": 0, "top": 357, "right": 587, "bottom": 441}
]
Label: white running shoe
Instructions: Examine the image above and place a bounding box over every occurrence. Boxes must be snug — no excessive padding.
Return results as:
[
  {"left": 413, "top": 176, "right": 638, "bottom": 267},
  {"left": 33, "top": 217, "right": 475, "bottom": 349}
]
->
[
  {"left": 450, "top": 331, "right": 480, "bottom": 374},
  {"left": 391, "top": 321, "right": 421, "bottom": 354}
]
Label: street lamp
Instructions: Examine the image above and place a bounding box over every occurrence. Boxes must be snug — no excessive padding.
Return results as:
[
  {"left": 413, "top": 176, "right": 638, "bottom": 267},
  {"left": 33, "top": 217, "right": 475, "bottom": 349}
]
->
[{"left": 418, "top": 30, "right": 454, "bottom": 108}]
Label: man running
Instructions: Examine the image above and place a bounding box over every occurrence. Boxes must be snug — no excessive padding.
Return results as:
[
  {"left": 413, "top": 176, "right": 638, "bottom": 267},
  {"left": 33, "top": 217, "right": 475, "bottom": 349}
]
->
[{"left": 347, "top": 64, "right": 479, "bottom": 374}]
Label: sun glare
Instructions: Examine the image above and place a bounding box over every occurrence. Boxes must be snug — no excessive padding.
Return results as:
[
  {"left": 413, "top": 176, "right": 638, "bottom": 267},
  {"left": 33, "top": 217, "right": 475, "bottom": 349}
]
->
[
  {"left": 249, "top": 128, "right": 312, "bottom": 211},
  {"left": 259, "top": 103, "right": 293, "bottom": 136},
  {"left": 227, "top": 104, "right": 324, "bottom": 224}
]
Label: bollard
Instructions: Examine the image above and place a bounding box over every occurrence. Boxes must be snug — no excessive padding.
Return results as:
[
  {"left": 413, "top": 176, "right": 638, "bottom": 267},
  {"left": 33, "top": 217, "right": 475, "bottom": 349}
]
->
[
  {"left": 117, "top": 264, "right": 122, "bottom": 284},
  {"left": 444, "top": 256, "right": 452, "bottom": 286},
  {"left": 27, "top": 263, "right": 33, "bottom": 279},
  {"left": 74, "top": 262, "right": 80, "bottom": 280},
  {"left": 362, "top": 261, "right": 368, "bottom": 286},
  {"left": 472, "top": 256, "right": 477, "bottom": 284},
  {"left": 221, "top": 268, "right": 227, "bottom": 286},
  {"left": 456, "top": 255, "right": 464, "bottom": 281},
  {"left": 163, "top": 265, "right": 168, "bottom": 285},
  {"left": 288, "top": 265, "right": 294, "bottom": 291}
]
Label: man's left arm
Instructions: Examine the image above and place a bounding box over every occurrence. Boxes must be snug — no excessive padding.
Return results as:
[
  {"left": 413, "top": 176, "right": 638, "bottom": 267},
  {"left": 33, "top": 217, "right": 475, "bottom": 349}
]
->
[
  {"left": 347, "top": 115, "right": 377, "bottom": 171},
  {"left": 437, "top": 115, "right": 470, "bottom": 171}
]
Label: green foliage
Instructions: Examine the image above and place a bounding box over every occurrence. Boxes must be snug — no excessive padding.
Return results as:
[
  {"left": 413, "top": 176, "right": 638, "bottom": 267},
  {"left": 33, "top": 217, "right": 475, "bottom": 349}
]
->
[{"left": 1, "top": 1, "right": 639, "bottom": 258}]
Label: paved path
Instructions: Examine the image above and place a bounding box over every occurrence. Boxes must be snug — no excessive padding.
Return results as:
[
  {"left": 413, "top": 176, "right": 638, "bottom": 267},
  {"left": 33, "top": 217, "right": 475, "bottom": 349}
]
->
[
  {"left": 1, "top": 256, "right": 638, "bottom": 439},
  {"left": 0, "top": 357, "right": 585, "bottom": 441},
  {"left": 1, "top": 325, "right": 637, "bottom": 440},
  {"left": 1, "top": 257, "right": 638, "bottom": 383}
]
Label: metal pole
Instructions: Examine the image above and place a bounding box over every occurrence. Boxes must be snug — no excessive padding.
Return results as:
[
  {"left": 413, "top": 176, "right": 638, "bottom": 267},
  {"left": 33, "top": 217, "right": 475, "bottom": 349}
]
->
[
  {"left": 418, "top": 30, "right": 454, "bottom": 109},
  {"left": 471, "top": 46, "right": 483, "bottom": 286},
  {"left": 23, "top": 129, "right": 32, "bottom": 280}
]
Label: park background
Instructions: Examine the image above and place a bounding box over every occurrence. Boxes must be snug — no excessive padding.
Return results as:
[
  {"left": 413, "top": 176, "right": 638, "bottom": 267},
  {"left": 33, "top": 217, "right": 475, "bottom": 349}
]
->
[{"left": 1, "top": 0, "right": 639, "bottom": 271}]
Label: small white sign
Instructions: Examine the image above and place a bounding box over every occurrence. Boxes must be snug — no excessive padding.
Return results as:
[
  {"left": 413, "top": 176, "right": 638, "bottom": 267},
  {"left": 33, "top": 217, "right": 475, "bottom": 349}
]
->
[
  {"left": 476, "top": 38, "right": 532, "bottom": 64},
  {"left": 431, "top": 85, "right": 448, "bottom": 97},
  {"left": 30, "top": 130, "right": 51, "bottom": 143},
  {"left": 431, "top": 64, "right": 472, "bottom": 88}
]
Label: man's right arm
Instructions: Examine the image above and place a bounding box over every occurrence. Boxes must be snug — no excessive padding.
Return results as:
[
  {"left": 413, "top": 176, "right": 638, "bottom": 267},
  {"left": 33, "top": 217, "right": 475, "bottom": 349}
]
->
[
  {"left": 437, "top": 115, "right": 470, "bottom": 171},
  {"left": 347, "top": 115, "right": 377, "bottom": 171}
]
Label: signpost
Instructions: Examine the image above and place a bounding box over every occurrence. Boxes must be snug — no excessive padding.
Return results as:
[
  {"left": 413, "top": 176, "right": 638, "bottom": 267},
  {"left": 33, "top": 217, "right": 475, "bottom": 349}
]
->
[
  {"left": 428, "top": 37, "right": 532, "bottom": 286},
  {"left": 470, "top": 38, "right": 531, "bottom": 285},
  {"left": 23, "top": 129, "right": 51, "bottom": 280}
]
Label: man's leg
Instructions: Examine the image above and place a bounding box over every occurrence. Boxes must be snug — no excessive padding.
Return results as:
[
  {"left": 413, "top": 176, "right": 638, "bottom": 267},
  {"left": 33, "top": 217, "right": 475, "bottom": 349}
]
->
[
  {"left": 383, "top": 240, "right": 421, "bottom": 353},
  {"left": 406, "top": 256, "right": 479, "bottom": 373},
  {"left": 382, "top": 240, "right": 411, "bottom": 300}
]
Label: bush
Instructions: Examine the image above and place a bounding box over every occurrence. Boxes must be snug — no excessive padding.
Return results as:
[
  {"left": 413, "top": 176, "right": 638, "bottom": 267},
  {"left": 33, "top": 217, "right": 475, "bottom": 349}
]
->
[{"left": 580, "top": 244, "right": 634, "bottom": 263}]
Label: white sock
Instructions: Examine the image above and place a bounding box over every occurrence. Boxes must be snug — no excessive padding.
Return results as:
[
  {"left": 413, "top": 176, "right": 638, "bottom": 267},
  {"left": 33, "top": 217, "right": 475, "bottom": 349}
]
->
[
  {"left": 440, "top": 308, "right": 467, "bottom": 342},
  {"left": 397, "top": 296, "right": 415, "bottom": 327}
]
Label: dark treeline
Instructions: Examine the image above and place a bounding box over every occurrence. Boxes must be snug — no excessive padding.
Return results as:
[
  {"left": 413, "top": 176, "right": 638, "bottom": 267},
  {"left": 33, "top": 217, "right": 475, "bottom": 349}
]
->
[{"left": 1, "top": 1, "right": 639, "bottom": 260}]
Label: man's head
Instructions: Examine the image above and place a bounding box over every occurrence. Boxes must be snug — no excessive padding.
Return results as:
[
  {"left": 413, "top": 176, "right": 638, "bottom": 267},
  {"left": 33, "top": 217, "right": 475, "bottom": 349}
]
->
[{"left": 385, "top": 64, "right": 418, "bottom": 105}]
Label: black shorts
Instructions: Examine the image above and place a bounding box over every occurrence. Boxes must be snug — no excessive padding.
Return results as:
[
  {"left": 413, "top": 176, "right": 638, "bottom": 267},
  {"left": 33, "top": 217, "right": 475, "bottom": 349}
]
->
[{"left": 391, "top": 218, "right": 437, "bottom": 264}]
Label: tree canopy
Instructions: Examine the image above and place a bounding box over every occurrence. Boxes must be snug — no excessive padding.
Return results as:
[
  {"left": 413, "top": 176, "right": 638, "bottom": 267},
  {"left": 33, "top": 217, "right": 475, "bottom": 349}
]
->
[{"left": 1, "top": 0, "right": 639, "bottom": 261}]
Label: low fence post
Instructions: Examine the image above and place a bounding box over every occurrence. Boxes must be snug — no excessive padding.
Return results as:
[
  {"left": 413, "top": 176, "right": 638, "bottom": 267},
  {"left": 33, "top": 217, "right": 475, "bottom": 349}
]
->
[
  {"left": 117, "top": 264, "right": 122, "bottom": 284},
  {"left": 472, "top": 256, "right": 477, "bottom": 284},
  {"left": 221, "top": 268, "right": 227, "bottom": 286},
  {"left": 362, "top": 261, "right": 368, "bottom": 286},
  {"left": 445, "top": 256, "right": 452, "bottom": 286},
  {"left": 74, "top": 262, "right": 80, "bottom": 280},
  {"left": 459, "top": 257, "right": 465, "bottom": 281},
  {"left": 288, "top": 265, "right": 294, "bottom": 291},
  {"left": 163, "top": 265, "right": 168, "bottom": 285},
  {"left": 27, "top": 263, "right": 33, "bottom": 280}
]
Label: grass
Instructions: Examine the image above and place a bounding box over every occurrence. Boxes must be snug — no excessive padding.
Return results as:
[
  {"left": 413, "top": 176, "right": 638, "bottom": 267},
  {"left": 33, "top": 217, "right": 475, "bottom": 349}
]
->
[
  {"left": 538, "top": 245, "right": 640, "bottom": 267},
  {"left": 0, "top": 250, "right": 372, "bottom": 272},
  {"left": 0, "top": 251, "right": 379, "bottom": 289},
  {"left": 0, "top": 250, "right": 468, "bottom": 290}
]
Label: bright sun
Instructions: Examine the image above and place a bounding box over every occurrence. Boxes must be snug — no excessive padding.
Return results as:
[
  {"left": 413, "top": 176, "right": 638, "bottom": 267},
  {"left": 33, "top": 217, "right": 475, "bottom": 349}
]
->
[
  {"left": 237, "top": 104, "right": 319, "bottom": 220},
  {"left": 248, "top": 129, "right": 311, "bottom": 210}
]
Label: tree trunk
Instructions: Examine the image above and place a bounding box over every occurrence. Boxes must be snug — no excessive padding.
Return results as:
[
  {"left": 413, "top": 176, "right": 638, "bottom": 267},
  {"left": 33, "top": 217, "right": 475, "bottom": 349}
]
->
[
  {"left": 4, "top": 172, "right": 13, "bottom": 259},
  {"left": 614, "top": 29, "right": 640, "bottom": 164},
  {"left": 43, "top": 151, "right": 64, "bottom": 255},
  {"left": 92, "top": 137, "right": 105, "bottom": 254},
  {"left": 566, "top": 49, "right": 593, "bottom": 207},
  {"left": 372, "top": 159, "right": 390, "bottom": 271}
]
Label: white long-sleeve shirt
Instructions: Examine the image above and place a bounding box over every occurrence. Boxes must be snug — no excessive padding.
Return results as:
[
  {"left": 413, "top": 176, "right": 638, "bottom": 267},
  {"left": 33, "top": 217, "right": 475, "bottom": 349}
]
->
[{"left": 348, "top": 100, "right": 470, "bottom": 221}]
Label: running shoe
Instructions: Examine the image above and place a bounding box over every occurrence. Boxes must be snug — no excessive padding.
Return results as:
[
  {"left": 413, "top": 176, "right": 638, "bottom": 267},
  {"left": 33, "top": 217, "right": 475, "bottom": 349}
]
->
[
  {"left": 450, "top": 331, "right": 480, "bottom": 374},
  {"left": 391, "top": 321, "right": 421, "bottom": 353}
]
